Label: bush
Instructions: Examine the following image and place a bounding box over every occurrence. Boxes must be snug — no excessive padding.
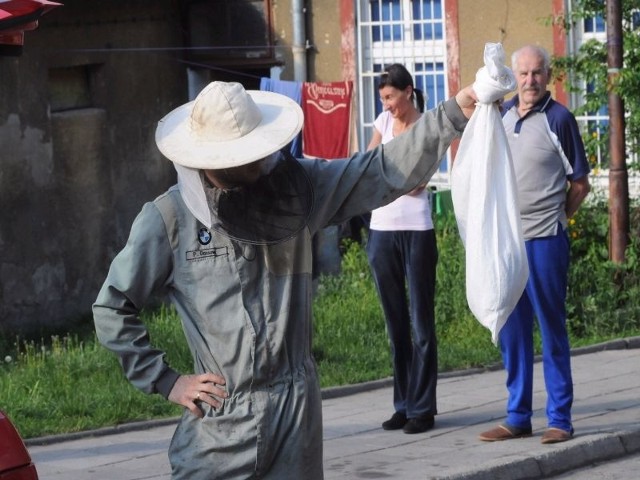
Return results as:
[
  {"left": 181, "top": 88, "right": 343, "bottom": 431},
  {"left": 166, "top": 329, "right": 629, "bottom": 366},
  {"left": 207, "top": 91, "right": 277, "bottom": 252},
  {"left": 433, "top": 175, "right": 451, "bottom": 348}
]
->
[
  {"left": 432, "top": 213, "right": 501, "bottom": 370},
  {"left": 566, "top": 193, "right": 640, "bottom": 341}
]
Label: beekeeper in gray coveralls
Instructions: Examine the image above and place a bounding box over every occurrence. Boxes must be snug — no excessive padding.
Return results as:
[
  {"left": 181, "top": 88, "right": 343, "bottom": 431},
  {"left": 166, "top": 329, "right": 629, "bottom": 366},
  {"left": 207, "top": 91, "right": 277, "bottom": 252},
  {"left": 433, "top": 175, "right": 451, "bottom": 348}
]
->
[{"left": 93, "top": 81, "right": 477, "bottom": 479}]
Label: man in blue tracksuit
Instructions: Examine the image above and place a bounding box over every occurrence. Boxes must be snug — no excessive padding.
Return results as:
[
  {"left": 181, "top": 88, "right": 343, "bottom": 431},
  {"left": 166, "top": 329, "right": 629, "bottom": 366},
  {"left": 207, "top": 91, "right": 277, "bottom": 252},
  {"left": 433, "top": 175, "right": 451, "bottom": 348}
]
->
[{"left": 479, "top": 45, "right": 591, "bottom": 444}]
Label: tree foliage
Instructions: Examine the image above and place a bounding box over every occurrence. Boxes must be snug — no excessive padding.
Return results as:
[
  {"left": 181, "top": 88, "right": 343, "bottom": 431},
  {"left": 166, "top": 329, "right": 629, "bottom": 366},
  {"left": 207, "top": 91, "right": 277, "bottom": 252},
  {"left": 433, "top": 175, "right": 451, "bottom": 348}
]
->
[{"left": 550, "top": 0, "right": 640, "bottom": 171}]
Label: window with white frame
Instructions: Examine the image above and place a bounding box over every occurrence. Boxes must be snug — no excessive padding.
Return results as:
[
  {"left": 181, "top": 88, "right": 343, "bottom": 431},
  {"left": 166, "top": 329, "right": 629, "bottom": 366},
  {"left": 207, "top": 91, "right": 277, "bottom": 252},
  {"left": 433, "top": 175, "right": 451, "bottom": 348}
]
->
[
  {"left": 569, "top": 6, "right": 609, "bottom": 168},
  {"left": 565, "top": 2, "right": 639, "bottom": 195},
  {"left": 356, "top": 0, "right": 449, "bottom": 176}
]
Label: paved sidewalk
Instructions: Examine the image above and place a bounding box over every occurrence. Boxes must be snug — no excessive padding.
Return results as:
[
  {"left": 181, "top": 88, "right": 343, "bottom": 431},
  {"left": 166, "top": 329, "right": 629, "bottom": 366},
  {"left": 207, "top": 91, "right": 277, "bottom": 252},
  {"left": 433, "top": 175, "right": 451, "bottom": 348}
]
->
[{"left": 27, "top": 338, "right": 640, "bottom": 479}]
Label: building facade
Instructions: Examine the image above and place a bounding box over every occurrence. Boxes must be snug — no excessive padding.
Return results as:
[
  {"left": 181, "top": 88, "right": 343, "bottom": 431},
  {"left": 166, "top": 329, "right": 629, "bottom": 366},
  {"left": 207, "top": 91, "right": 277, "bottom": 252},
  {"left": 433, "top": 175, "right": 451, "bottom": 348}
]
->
[{"left": 0, "top": 0, "right": 596, "bottom": 335}]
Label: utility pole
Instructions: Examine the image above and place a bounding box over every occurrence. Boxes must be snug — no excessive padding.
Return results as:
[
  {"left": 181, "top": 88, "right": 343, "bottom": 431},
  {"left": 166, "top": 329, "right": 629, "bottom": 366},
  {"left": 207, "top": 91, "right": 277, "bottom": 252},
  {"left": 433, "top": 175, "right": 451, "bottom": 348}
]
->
[{"left": 607, "top": 0, "right": 629, "bottom": 263}]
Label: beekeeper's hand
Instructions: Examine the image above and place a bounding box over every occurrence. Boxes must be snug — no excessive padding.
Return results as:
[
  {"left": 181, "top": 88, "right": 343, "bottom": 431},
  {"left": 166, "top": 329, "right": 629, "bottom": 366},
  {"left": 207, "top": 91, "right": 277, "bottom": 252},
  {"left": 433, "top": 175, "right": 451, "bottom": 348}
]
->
[{"left": 455, "top": 85, "right": 478, "bottom": 119}]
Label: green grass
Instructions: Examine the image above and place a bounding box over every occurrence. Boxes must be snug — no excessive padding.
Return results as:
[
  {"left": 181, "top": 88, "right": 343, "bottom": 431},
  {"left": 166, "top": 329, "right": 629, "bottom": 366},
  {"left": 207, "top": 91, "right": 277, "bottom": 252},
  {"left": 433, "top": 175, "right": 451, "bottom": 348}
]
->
[
  {"left": 312, "top": 241, "right": 393, "bottom": 387},
  {"left": 1, "top": 200, "right": 639, "bottom": 439},
  {"left": 0, "top": 330, "right": 183, "bottom": 438}
]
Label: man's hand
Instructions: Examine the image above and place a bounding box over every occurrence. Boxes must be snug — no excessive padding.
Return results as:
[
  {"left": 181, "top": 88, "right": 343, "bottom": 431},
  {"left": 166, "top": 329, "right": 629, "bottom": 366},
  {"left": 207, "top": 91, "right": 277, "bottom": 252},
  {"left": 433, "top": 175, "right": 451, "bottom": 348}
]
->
[
  {"left": 455, "top": 85, "right": 478, "bottom": 119},
  {"left": 168, "top": 373, "right": 228, "bottom": 418},
  {"left": 566, "top": 176, "right": 591, "bottom": 219}
]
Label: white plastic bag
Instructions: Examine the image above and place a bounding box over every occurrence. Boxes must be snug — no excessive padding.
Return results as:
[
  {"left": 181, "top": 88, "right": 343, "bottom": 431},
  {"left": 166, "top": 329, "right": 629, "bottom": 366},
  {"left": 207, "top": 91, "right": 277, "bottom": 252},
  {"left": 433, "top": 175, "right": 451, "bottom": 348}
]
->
[{"left": 451, "top": 43, "right": 529, "bottom": 344}]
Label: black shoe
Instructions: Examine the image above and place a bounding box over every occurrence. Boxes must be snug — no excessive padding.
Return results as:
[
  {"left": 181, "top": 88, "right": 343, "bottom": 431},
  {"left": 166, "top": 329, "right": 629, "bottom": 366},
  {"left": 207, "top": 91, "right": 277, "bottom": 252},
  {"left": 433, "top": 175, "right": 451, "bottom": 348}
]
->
[
  {"left": 382, "top": 412, "right": 408, "bottom": 430},
  {"left": 403, "top": 416, "right": 435, "bottom": 434}
]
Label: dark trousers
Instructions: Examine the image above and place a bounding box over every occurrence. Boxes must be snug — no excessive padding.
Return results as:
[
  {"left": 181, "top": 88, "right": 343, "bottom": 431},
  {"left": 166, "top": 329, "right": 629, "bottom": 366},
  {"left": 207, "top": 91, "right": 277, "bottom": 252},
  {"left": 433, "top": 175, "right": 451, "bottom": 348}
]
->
[{"left": 366, "top": 229, "right": 438, "bottom": 418}]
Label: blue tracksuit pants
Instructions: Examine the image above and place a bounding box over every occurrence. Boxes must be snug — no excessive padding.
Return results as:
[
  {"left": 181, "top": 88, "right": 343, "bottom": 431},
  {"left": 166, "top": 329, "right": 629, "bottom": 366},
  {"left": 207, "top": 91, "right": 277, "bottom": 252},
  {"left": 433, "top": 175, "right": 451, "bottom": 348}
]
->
[{"left": 499, "top": 226, "right": 573, "bottom": 432}]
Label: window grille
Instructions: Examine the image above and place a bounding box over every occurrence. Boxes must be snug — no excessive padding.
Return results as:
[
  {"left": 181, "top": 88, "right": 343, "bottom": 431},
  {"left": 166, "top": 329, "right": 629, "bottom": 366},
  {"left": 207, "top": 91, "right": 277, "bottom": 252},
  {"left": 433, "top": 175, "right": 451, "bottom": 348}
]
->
[{"left": 356, "top": 0, "right": 449, "bottom": 179}]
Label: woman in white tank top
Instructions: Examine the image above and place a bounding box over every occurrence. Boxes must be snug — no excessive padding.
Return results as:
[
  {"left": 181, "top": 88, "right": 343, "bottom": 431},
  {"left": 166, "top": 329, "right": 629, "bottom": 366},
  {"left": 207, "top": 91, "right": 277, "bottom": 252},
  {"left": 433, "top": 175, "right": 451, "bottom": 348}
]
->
[{"left": 366, "top": 64, "right": 439, "bottom": 435}]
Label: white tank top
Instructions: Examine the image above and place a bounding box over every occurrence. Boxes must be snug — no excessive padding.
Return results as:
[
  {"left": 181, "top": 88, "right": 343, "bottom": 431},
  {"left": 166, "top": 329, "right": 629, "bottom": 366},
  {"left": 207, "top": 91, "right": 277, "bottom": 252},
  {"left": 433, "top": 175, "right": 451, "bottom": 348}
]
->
[{"left": 369, "top": 111, "right": 434, "bottom": 231}]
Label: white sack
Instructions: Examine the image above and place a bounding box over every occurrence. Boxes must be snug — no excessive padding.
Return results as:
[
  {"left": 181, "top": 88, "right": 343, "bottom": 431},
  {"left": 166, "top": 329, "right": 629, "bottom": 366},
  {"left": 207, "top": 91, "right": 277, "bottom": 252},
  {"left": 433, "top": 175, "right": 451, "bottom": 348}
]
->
[{"left": 451, "top": 43, "right": 529, "bottom": 344}]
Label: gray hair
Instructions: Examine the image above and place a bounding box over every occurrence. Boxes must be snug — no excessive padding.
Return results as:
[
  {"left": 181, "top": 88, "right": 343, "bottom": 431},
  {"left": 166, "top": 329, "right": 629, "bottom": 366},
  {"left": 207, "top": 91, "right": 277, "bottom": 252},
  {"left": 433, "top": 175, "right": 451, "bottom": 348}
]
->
[{"left": 511, "top": 45, "right": 551, "bottom": 73}]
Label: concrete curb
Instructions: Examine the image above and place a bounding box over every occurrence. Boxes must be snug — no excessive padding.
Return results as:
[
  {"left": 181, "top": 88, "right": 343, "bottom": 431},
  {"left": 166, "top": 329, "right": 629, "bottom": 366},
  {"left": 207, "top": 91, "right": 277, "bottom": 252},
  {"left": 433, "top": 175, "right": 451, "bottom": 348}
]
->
[
  {"left": 440, "top": 430, "right": 640, "bottom": 480},
  {"left": 25, "top": 336, "right": 640, "bottom": 448}
]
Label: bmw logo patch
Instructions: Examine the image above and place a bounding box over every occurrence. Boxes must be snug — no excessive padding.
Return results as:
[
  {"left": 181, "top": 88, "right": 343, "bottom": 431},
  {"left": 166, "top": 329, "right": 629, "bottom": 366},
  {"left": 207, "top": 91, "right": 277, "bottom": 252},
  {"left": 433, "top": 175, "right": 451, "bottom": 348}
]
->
[{"left": 198, "top": 228, "right": 212, "bottom": 245}]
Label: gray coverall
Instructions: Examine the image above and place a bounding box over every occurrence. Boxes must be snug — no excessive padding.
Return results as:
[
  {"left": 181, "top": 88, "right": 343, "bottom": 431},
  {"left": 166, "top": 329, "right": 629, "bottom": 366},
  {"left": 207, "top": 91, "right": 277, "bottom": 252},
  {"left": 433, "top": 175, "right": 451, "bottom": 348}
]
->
[{"left": 93, "top": 98, "right": 467, "bottom": 479}]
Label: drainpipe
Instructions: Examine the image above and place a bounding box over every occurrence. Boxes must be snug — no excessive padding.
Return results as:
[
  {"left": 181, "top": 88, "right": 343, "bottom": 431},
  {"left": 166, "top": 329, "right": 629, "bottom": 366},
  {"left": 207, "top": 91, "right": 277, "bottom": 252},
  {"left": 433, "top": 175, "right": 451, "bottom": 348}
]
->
[{"left": 292, "top": 0, "right": 307, "bottom": 82}]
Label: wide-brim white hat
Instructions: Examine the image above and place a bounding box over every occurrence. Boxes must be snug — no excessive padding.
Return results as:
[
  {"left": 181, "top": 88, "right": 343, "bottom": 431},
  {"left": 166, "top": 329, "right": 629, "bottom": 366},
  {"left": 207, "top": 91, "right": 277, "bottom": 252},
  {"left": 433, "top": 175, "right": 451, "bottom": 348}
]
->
[{"left": 155, "top": 81, "right": 304, "bottom": 169}]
